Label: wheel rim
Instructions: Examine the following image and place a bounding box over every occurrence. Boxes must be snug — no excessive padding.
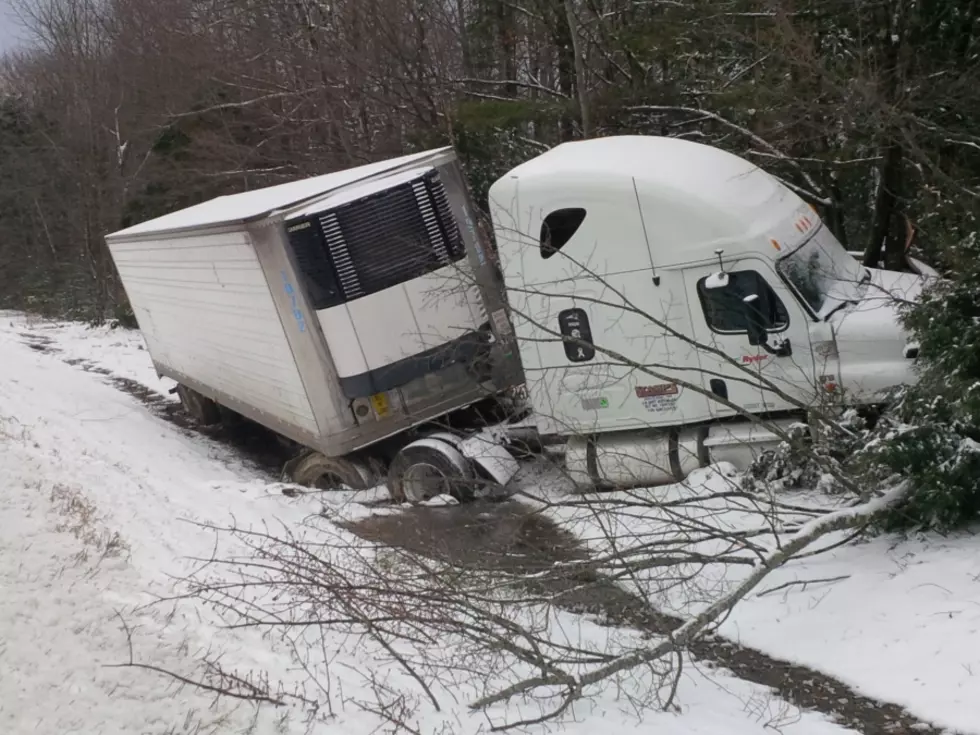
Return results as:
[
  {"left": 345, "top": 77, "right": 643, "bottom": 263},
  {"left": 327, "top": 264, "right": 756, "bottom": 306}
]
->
[
  {"left": 402, "top": 462, "right": 451, "bottom": 503},
  {"left": 312, "top": 471, "right": 348, "bottom": 491}
]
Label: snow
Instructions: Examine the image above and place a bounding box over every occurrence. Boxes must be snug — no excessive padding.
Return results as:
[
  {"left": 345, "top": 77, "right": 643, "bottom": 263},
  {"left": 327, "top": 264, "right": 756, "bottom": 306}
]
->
[
  {"left": 723, "top": 531, "right": 980, "bottom": 733},
  {"left": 0, "top": 463, "right": 274, "bottom": 734},
  {"left": 0, "top": 313, "right": 860, "bottom": 735},
  {"left": 491, "top": 135, "right": 788, "bottom": 219},
  {"left": 287, "top": 165, "right": 434, "bottom": 218},
  {"left": 107, "top": 149, "right": 447, "bottom": 238},
  {"left": 538, "top": 468, "right": 980, "bottom": 735},
  {"left": 0, "top": 355, "right": 291, "bottom": 731},
  {"left": 6, "top": 314, "right": 176, "bottom": 397}
]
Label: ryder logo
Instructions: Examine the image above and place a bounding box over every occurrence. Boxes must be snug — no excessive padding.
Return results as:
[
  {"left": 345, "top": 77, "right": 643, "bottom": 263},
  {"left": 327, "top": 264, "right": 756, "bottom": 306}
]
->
[{"left": 742, "top": 354, "right": 768, "bottom": 364}]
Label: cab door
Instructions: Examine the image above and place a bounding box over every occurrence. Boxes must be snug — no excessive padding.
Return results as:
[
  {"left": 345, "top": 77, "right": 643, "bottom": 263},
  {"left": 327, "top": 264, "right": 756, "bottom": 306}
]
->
[{"left": 683, "top": 261, "right": 825, "bottom": 417}]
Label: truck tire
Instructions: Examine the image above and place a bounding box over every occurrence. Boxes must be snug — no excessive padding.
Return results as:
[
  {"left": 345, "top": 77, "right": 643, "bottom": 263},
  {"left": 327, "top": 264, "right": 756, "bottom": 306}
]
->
[
  {"left": 175, "top": 384, "right": 222, "bottom": 425},
  {"left": 285, "top": 451, "right": 380, "bottom": 491},
  {"left": 388, "top": 438, "right": 475, "bottom": 504}
]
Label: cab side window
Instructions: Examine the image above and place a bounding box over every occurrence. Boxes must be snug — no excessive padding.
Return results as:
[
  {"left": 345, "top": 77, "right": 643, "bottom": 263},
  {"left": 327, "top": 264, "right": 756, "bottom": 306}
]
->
[
  {"left": 540, "top": 208, "right": 587, "bottom": 259},
  {"left": 697, "top": 270, "right": 788, "bottom": 333}
]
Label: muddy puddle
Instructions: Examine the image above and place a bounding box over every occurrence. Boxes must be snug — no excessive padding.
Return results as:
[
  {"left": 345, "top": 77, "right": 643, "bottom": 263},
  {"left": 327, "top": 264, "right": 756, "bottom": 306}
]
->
[
  {"left": 341, "top": 495, "right": 951, "bottom": 735},
  {"left": 347, "top": 498, "right": 588, "bottom": 574}
]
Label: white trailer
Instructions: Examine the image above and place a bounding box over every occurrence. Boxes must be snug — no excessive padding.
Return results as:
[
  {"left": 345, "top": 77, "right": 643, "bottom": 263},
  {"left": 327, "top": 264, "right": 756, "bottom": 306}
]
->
[
  {"left": 107, "top": 135, "right": 926, "bottom": 501},
  {"left": 105, "top": 148, "right": 523, "bottom": 497}
]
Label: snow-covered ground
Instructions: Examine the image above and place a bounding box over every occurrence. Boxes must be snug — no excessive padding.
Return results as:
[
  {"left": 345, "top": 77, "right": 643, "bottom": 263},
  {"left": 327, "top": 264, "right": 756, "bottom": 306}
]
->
[
  {"left": 535, "top": 465, "right": 980, "bottom": 734},
  {"left": 724, "top": 531, "right": 980, "bottom": 733},
  {"left": 0, "top": 313, "right": 862, "bottom": 735}
]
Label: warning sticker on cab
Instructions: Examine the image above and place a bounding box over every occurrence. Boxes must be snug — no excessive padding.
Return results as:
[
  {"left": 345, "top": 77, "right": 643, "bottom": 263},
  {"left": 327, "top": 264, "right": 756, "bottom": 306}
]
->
[{"left": 635, "top": 383, "right": 681, "bottom": 413}]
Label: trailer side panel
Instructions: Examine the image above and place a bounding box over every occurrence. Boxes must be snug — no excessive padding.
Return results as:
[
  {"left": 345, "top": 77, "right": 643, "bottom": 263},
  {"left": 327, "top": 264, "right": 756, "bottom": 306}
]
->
[{"left": 108, "top": 228, "right": 320, "bottom": 436}]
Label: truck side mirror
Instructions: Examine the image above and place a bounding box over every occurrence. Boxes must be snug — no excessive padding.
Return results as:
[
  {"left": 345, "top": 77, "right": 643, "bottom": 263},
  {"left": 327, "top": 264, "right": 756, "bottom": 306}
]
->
[
  {"left": 742, "top": 294, "right": 792, "bottom": 357},
  {"left": 742, "top": 294, "right": 769, "bottom": 346},
  {"left": 703, "top": 271, "right": 729, "bottom": 290}
]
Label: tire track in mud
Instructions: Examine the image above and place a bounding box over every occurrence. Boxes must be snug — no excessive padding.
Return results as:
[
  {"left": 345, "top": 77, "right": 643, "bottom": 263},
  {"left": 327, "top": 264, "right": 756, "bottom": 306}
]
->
[
  {"left": 28, "top": 330, "right": 957, "bottom": 735},
  {"left": 19, "top": 331, "right": 296, "bottom": 477}
]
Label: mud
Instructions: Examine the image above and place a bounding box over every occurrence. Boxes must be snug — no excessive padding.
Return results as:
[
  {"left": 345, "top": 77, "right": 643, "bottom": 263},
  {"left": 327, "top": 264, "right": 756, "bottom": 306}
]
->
[
  {"left": 20, "top": 332, "right": 60, "bottom": 353},
  {"left": 28, "top": 329, "right": 956, "bottom": 735},
  {"left": 348, "top": 499, "right": 588, "bottom": 575}
]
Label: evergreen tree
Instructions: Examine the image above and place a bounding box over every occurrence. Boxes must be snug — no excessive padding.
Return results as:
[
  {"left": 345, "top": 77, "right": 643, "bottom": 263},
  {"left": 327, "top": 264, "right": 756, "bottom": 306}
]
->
[{"left": 870, "top": 223, "right": 980, "bottom": 530}]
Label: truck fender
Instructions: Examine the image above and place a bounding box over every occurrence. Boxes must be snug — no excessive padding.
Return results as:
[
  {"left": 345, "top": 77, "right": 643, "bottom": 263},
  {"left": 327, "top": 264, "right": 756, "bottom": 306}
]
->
[
  {"left": 426, "top": 431, "right": 520, "bottom": 488},
  {"left": 388, "top": 437, "right": 475, "bottom": 503}
]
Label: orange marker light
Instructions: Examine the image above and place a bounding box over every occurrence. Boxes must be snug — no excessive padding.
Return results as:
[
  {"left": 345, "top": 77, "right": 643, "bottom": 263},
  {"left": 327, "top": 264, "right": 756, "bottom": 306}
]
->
[{"left": 770, "top": 238, "right": 782, "bottom": 251}]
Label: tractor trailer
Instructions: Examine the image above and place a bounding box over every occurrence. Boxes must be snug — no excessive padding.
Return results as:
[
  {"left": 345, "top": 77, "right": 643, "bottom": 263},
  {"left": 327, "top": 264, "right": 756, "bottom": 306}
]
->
[{"left": 105, "top": 136, "right": 927, "bottom": 501}]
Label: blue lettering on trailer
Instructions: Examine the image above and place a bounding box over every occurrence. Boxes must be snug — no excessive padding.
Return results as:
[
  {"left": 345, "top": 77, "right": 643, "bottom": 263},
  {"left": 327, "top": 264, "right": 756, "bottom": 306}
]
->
[
  {"left": 462, "top": 206, "right": 486, "bottom": 266},
  {"left": 281, "top": 271, "right": 307, "bottom": 333}
]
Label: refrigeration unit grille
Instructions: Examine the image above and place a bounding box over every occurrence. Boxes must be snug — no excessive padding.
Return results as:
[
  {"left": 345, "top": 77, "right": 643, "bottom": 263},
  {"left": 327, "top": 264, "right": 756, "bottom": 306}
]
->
[
  {"left": 317, "top": 170, "right": 464, "bottom": 301},
  {"left": 318, "top": 211, "right": 363, "bottom": 300},
  {"left": 285, "top": 170, "right": 465, "bottom": 310}
]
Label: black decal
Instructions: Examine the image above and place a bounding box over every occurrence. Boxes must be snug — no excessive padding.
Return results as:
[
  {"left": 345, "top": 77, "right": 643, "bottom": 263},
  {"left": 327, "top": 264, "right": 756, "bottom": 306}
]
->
[{"left": 558, "top": 308, "right": 595, "bottom": 363}]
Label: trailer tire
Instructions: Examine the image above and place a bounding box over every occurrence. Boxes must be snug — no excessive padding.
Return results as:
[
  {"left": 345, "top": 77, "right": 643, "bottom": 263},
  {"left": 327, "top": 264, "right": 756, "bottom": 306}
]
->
[
  {"left": 388, "top": 438, "right": 475, "bottom": 504},
  {"left": 216, "top": 404, "right": 245, "bottom": 428},
  {"left": 175, "top": 384, "right": 222, "bottom": 425},
  {"left": 286, "top": 452, "right": 379, "bottom": 491}
]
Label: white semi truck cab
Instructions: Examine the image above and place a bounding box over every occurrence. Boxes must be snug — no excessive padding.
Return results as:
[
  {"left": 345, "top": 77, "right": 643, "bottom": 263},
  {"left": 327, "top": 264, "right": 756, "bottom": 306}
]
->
[{"left": 486, "top": 136, "right": 926, "bottom": 487}]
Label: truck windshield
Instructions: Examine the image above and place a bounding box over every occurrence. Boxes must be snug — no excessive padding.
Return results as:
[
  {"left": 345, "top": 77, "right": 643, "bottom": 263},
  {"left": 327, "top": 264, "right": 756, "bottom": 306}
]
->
[{"left": 776, "top": 224, "right": 866, "bottom": 319}]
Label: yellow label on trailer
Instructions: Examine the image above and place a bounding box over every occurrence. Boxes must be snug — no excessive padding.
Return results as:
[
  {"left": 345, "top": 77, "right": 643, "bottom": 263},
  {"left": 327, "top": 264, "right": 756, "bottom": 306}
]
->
[{"left": 370, "top": 392, "right": 390, "bottom": 417}]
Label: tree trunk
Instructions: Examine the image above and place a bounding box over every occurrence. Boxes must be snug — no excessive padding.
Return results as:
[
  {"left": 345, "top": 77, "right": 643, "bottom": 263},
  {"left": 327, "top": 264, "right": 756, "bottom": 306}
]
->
[
  {"left": 865, "top": 0, "right": 911, "bottom": 271},
  {"left": 824, "top": 175, "right": 848, "bottom": 249},
  {"left": 458, "top": 0, "right": 472, "bottom": 77},
  {"left": 552, "top": 0, "right": 576, "bottom": 140},
  {"left": 496, "top": 1, "right": 517, "bottom": 97},
  {"left": 865, "top": 143, "right": 904, "bottom": 269},
  {"left": 564, "top": 0, "right": 591, "bottom": 138}
]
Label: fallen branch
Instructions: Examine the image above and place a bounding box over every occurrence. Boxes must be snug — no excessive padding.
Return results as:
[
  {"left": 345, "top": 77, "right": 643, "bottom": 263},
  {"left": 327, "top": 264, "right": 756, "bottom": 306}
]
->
[
  {"left": 756, "top": 575, "right": 851, "bottom": 597},
  {"left": 107, "top": 609, "right": 295, "bottom": 707},
  {"left": 470, "top": 483, "right": 908, "bottom": 714}
]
